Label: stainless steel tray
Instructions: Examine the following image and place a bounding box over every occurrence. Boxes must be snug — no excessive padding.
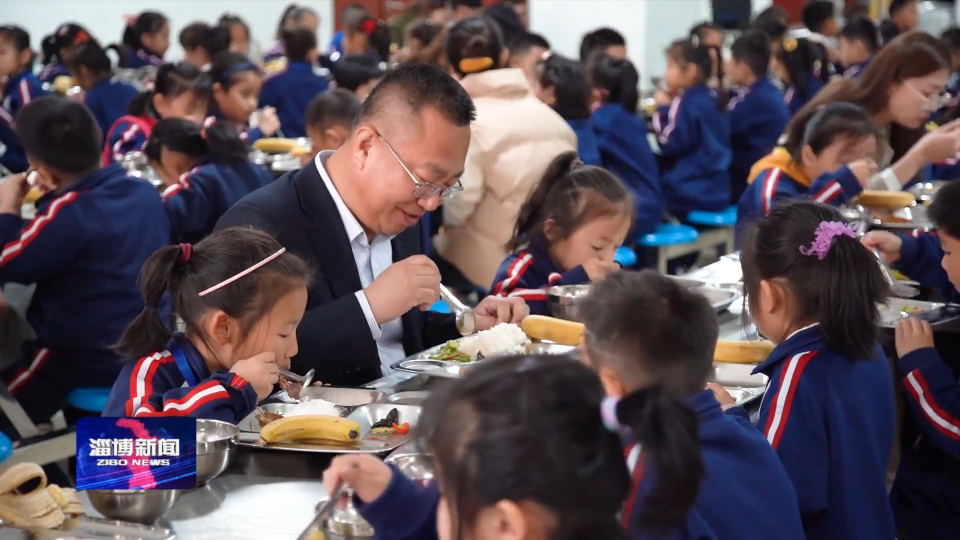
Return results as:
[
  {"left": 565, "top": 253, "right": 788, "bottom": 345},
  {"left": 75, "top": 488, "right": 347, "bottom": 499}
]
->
[
  {"left": 880, "top": 298, "right": 948, "bottom": 328},
  {"left": 390, "top": 342, "right": 577, "bottom": 379},
  {"left": 0, "top": 516, "right": 175, "bottom": 539},
  {"left": 713, "top": 362, "right": 768, "bottom": 387},
  {"left": 298, "top": 387, "right": 384, "bottom": 407},
  {"left": 726, "top": 386, "right": 765, "bottom": 407},
  {"left": 868, "top": 205, "right": 932, "bottom": 231},
  {"left": 237, "top": 403, "right": 420, "bottom": 454}
]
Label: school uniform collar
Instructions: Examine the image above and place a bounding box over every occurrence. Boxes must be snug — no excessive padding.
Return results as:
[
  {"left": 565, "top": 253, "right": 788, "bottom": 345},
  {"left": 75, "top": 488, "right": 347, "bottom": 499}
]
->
[
  {"left": 314, "top": 150, "right": 396, "bottom": 244},
  {"left": 525, "top": 241, "right": 562, "bottom": 274},
  {"left": 2, "top": 69, "right": 33, "bottom": 99},
  {"left": 288, "top": 61, "right": 314, "bottom": 72},
  {"left": 135, "top": 48, "right": 164, "bottom": 66},
  {"left": 169, "top": 333, "right": 214, "bottom": 381},
  {"left": 36, "top": 163, "right": 126, "bottom": 205},
  {"left": 843, "top": 62, "right": 869, "bottom": 78},
  {"left": 752, "top": 323, "right": 822, "bottom": 375},
  {"left": 681, "top": 83, "right": 712, "bottom": 98}
]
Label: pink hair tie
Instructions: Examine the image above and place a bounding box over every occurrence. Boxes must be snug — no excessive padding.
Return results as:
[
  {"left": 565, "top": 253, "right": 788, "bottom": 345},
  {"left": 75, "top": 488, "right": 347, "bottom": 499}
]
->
[
  {"left": 198, "top": 248, "right": 286, "bottom": 297},
  {"left": 799, "top": 221, "right": 856, "bottom": 260}
]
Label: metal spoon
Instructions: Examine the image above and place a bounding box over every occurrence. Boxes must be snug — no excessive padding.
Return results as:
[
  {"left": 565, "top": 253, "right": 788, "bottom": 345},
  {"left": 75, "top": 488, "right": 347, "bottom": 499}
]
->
[
  {"left": 439, "top": 284, "right": 476, "bottom": 336},
  {"left": 279, "top": 368, "right": 316, "bottom": 389},
  {"left": 872, "top": 248, "right": 919, "bottom": 298}
]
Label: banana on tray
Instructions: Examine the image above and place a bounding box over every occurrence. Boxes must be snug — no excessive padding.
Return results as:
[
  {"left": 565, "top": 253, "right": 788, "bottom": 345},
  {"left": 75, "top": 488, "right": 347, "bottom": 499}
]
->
[
  {"left": 259, "top": 415, "right": 362, "bottom": 444},
  {"left": 0, "top": 462, "right": 85, "bottom": 530}
]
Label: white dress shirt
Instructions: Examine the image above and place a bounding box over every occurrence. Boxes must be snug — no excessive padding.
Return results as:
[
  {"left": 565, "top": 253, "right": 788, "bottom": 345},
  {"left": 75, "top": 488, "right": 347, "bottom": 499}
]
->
[{"left": 315, "top": 152, "right": 406, "bottom": 374}]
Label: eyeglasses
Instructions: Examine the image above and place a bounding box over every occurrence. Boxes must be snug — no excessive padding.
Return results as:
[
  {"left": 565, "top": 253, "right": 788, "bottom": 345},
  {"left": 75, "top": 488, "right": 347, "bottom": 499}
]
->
[
  {"left": 378, "top": 134, "right": 463, "bottom": 201},
  {"left": 902, "top": 79, "right": 952, "bottom": 111}
]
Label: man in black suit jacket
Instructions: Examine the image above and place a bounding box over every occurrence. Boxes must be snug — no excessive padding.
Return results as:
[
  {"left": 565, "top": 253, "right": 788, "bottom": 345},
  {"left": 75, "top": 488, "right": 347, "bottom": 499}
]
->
[{"left": 216, "top": 64, "right": 528, "bottom": 386}]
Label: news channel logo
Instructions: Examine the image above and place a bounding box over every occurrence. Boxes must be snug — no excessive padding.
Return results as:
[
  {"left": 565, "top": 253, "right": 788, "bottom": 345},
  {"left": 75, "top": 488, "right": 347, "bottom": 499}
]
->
[{"left": 76, "top": 417, "right": 197, "bottom": 490}]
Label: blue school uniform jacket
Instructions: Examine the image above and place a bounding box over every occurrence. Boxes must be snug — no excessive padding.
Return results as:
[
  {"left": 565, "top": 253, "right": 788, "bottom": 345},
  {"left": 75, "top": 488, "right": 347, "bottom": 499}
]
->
[
  {"left": 749, "top": 324, "right": 896, "bottom": 539},
  {"left": 0, "top": 164, "right": 169, "bottom": 380},
  {"left": 161, "top": 157, "right": 274, "bottom": 243},
  {"left": 489, "top": 244, "right": 590, "bottom": 315},
  {"left": 566, "top": 118, "right": 601, "bottom": 167},
  {"left": 124, "top": 48, "right": 163, "bottom": 70},
  {"left": 2, "top": 70, "right": 48, "bottom": 118},
  {"left": 593, "top": 103, "right": 663, "bottom": 236},
  {"left": 895, "top": 230, "right": 959, "bottom": 301},
  {"left": 727, "top": 78, "right": 789, "bottom": 202},
  {"left": 84, "top": 77, "right": 139, "bottom": 140},
  {"left": 784, "top": 74, "right": 824, "bottom": 117},
  {"left": 259, "top": 61, "right": 329, "bottom": 138},
  {"left": 652, "top": 84, "right": 731, "bottom": 216},
  {"left": 39, "top": 62, "right": 70, "bottom": 84},
  {"left": 102, "top": 114, "right": 157, "bottom": 165},
  {"left": 210, "top": 112, "right": 265, "bottom": 145},
  {"left": 102, "top": 333, "right": 258, "bottom": 422},
  {"left": 0, "top": 108, "right": 27, "bottom": 173},
  {"left": 622, "top": 390, "right": 805, "bottom": 539}
]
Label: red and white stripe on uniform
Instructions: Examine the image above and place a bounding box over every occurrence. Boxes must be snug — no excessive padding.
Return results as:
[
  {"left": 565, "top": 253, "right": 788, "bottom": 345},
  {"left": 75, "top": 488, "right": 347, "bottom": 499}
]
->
[
  {"left": 6, "top": 348, "right": 50, "bottom": 394},
  {"left": 137, "top": 380, "right": 229, "bottom": 416},
  {"left": 493, "top": 252, "right": 533, "bottom": 295},
  {"left": 0, "top": 192, "right": 79, "bottom": 266},
  {"left": 763, "top": 350, "right": 817, "bottom": 449},
  {"left": 112, "top": 123, "right": 142, "bottom": 162},
  {"left": 812, "top": 181, "right": 842, "bottom": 204},
  {"left": 654, "top": 97, "right": 683, "bottom": 144},
  {"left": 18, "top": 79, "right": 33, "bottom": 106},
  {"left": 904, "top": 370, "right": 960, "bottom": 441},
  {"left": 126, "top": 351, "right": 174, "bottom": 416},
  {"left": 0, "top": 107, "right": 14, "bottom": 127},
  {"left": 621, "top": 443, "right": 645, "bottom": 530},
  {"left": 161, "top": 167, "right": 202, "bottom": 201},
  {"left": 761, "top": 168, "right": 782, "bottom": 216}
]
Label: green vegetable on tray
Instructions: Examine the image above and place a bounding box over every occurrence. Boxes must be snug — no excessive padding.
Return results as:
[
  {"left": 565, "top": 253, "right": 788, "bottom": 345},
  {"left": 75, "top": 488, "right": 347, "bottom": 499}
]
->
[{"left": 428, "top": 340, "right": 472, "bottom": 362}]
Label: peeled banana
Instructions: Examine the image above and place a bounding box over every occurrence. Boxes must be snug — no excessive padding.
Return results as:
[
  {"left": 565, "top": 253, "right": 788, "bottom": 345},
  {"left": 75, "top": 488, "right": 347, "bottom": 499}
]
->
[
  {"left": 259, "top": 415, "right": 361, "bottom": 444},
  {"left": 0, "top": 462, "right": 81, "bottom": 529},
  {"left": 714, "top": 339, "right": 776, "bottom": 364},
  {"left": 520, "top": 315, "right": 584, "bottom": 346},
  {"left": 253, "top": 138, "right": 300, "bottom": 154}
]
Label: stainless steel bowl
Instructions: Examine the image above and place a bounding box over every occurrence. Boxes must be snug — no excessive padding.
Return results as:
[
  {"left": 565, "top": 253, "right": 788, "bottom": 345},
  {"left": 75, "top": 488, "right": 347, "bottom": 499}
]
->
[
  {"left": 87, "top": 489, "right": 180, "bottom": 524},
  {"left": 546, "top": 285, "right": 592, "bottom": 321},
  {"left": 195, "top": 419, "right": 239, "bottom": 486},
  {"left": 384, "top": 452, "right": 434, "bottom": 484},
  {"left": 387, "top": 391, "right": 430, "bottom": 405}
]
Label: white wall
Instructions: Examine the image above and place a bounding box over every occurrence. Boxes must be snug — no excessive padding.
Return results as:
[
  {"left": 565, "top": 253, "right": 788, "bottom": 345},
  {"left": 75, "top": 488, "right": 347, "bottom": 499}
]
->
[{"left": 0, "top": 0, "right": 334, "bottom": 62}]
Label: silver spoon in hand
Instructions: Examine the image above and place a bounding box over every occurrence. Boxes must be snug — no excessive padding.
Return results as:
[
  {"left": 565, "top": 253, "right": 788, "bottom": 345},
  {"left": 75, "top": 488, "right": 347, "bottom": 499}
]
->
[{"left": 439, "top": 284, "right": 476, "bottom": 336}]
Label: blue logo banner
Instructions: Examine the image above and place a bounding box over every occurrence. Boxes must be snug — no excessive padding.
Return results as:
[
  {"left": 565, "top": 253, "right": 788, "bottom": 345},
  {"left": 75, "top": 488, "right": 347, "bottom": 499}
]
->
[{"left": 76, "top": 417, "right": 197, "bottom": 490}]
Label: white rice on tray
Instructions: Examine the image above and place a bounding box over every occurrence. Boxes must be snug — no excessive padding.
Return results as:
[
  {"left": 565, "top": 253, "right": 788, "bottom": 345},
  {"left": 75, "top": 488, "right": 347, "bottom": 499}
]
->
[
  {"left": 457, "top": 323, "right": 531, "bottom": 360},
  {"left": 285, "top": 398, "right": 340, "bottom": 417}
]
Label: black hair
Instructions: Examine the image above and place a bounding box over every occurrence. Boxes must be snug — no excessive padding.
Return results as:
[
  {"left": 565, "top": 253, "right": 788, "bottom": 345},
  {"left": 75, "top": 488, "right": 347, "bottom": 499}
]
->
[
  {"left": 508, "top": 151, "right": 633, "bottom": 251},
  {"left": 305, "top": 88, "right": 361, "bottom": 132},
  {"left": 510, "top": 32, "right": 550, "bottom": 56},
  {"left": 129, "top": 62, "right": 212, "bottom": 117},
  {"left": 579, "top": 270, "right": 714, "bottom": 536},
  {"left": 115, "top": 228, "right": 312, "bottom": 360},
  {"left": 802, "top": 1, "right": 836, "bottom": 34},
  {"left": 345, "top": 15, "right": 392, "bottom": 63},
  {"left": 730, "top": 29, "right": 771, "bottom": 78},
  {"left": 282, "top": 28, "right": 318, "bottom": 63},
  {"left": 776, "top": 37, "right": 829, "bottom": 101},
  {"left": 178, "top": 23, "right": 231, "bottom": 60},
  {"left": 0, "top": 25, "right": 34, "bottom": 67},
  {"left": 446, "top": 16, "right": 504, "bottom": 78},
  {"left": 667, "top": 38, "right": 729, "bottom": 109},
  {"left": 121, "top": 11, "right": 168, "bottom": 52},
  {"left": 406, "top": 17, "right": 442, "bottom": 49},
  {"left": 783, "top": 102, "right": 878, "bottom": 163},
  {"left": 419, "top": 355, "right": 630, "bottom": 539},
  {"left": 929, "top": 179, "right": 960, "bottom": 238},
  {"left": 537, "top": 54, "right": 592, "bottom": 120},
  {"left": 753, "top": 6, "right": 789, "bottom": 41},
  {"left": 450, "top": 0, "right": 484, "bottom": 9},
  {"left": 218, "top": 13, "right": 250, "bottom": 41},
  {"left": 941, "top": 27, "right": 960, "bottom": 52},
  {"left": 889, "top": 0, "right": 918, "bottom": 17},
  {"left": 846, "top": 5, "right": 871, "bottom": 20},
  {"left": 741, "top": 201, "right": 887, "bottom": 360},
  {"left": 360, "top": 62, "right": 476, "bottom": 127},
  {"left": 690, "top": 21, "right": 721, "bottom": 42},
  {"left": 579, "top": 27, "right": 625, "bottom": 64},
  {"left": 40, "top": 23, "right": 89, "bottom": 67},
  {"left": 332, "top": 55, "right": 386, "bottom": 93},
  {"left": 65, "top": 40, "right": 113, "bottom": 79},
  {"left": 840, "top": 16, "right": 882, "bottom": 53},
  {"left": 588, "top": 54, "right": 640, "bottom": 115},
  {"left": 144, "top": 118, "right": 249, "bottom": 165},
  {"left": 274, "top": 4, "right": 319, "bottom": 40},
  {"left": 16, "top": 96, "right": 102, "bottom": 175},
  {"left": 209, "top": 51, "right": 260, "bottom": 89}
]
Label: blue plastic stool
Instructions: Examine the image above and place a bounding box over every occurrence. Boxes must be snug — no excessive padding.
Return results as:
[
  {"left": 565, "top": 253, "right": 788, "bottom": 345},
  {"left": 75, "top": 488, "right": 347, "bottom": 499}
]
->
[
  {"left": 428, "top": 300, "right": 452, "bottom": 314},
  {"left": 0, "top": 432, "right": 11, "bottom": 463},
  {"left": 66, "top": 388, "right": 112, "bottom": 413},
  {"left": 639, "top": 224, "right": 700, "bottom": 275},
  {"left": 614, "top": 246, "right": 638, "bottom": 267},
  {"left": 686, "top": 205, "right": 738, "bottom": 227}
]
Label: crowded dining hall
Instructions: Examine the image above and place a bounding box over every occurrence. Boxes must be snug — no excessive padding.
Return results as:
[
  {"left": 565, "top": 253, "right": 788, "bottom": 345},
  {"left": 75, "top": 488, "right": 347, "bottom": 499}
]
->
[{"left": 2, "top": 0, "right": 960, "bottom": 537}]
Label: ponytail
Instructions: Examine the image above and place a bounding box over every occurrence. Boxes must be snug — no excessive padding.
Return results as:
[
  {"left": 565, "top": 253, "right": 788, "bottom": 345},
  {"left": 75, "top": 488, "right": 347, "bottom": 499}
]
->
[
  {"left": 66, "top": 40, "right": 112, "bottom": 78},
  {"left": 666, "top": 38, "right": 728, "bottom": 109},
  {"left": 508, "top": 151, "right": 580, "bottom": 251},
  {"left": 129, "top": 62, "right": 211, "bottom": 117},
  {"left": 120, "top": 11, "right": 168, "bottom": 52},
  {"left": 446, "top": 17, "right": 504, "bottom": 78},
  {"left": 114, "top": 245, "right": 180, "bottom": 359},
  {"left": 588, "top": 54, "right": 639, "bottom": 114},
  {"left": 145, "top": 118, "right": 247, "bottom": 165},
  {"left": 40, "top": 33, "right": 59, "bottom": 66},
  {"left": 616, "top": 388, "right": 704, "bottom": 536}
]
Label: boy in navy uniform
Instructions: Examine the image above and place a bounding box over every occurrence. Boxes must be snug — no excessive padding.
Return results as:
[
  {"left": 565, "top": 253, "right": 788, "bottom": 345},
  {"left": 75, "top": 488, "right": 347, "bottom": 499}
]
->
[{"left": 0, "top": 97, "right": 168, "bottom": 435}]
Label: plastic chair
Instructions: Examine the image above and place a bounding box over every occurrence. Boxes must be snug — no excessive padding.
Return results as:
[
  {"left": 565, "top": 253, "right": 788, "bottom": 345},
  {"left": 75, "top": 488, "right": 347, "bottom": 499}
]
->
[
  {"left": 685, "top": 205, "right": 737, "bottom": 259},
  {"left": 66, "top": 388, "right": 113, "bottom": 413},
  {"left": 614, "top": 246, "right": 638, "bottom": 267},
  {"left": 639, "top": 224, "right": 700, "bottom": 274},
  {"left": 0, "top": 432, "right": 12, "bottom": 463},
  {"left": 686, "top": 206, "right": 738, "bottom": 227}
]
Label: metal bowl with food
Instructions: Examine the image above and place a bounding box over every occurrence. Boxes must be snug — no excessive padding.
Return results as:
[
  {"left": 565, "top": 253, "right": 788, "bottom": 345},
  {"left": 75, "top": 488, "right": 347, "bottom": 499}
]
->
[
  {"left": 908, "top": 181, "right": 946, "bottom": 205},
  {"left": 546, "top": 285, "right": 592, "bottom": 321},
  {"left": 195, "top": 419, "right": 239, "bottom": 486},
  {"left": 86, "top": 489, "right": 180, "bottom": 524}
]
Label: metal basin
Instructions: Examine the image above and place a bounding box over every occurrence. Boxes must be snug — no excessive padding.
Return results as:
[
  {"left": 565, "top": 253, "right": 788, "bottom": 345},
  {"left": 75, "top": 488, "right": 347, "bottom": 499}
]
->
[
  {"left": 195, "top": 419, "right": 239, "bottom": 486},
  {"left": 384, "top": 453, "right": 434, "bottom": 485},
  {"left": 86, "top": 489, "right": 180, "bottom": 524},
  {"left": 546, "top": 285, "right": 592, "bottom": 321}
]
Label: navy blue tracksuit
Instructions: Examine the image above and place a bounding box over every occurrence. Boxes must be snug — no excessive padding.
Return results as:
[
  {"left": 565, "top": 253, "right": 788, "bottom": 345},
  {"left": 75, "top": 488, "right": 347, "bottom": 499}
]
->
[
  {"left": 0, "top": 108, "right": 27, "bottom": 173},
  {"left": 593, "top": 102, "right": 663, "bottom": 237},
  {"left": 83, "top": 77, "right": 139, "bottom": 141},
  {"left": 259, "top": 61, "right": 329, "bottom": 138},
  {"left": 744, "top": 325, "right": 896, "bottom": 539},
  {"left": 890, "top": 232, "right": 960, "bottom": 539},
  {"left": 726, "top": 78, "right": 789, "bottom": 202},
  {"left": 103, "top": 333, "right": 258, "bottom": 423},
  {"left": 784, "top": 74, "right": 824, "bottom": 117},
  {"left": 489, "top": 244, "right": 590, "bottom": 315},
  {"left": 0, "top": 164, "right": 169, "bottom": 430},
  {"left": 566, "top": 118, "right": 601, "bottom": 167},
  {"left": 103, "top": 114, "right": 157, "bottom": 165},
  {"left": 652, "top": 84, "right": 731, "bottom": 216},
  {"left": 2, "top": 70, "right": 48, "bottom": 118},
  {"left": 39, "top": 62, "right": 70, "bottom": 84},
  {"left": 161, "top": 157, "right": 274, "bottom": 243},
  {"left": 210, "top": 112, "right": 265, "bottom": 145},
  {"left": 124, "top": 48, "right": 164, "bottom": 70}
]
